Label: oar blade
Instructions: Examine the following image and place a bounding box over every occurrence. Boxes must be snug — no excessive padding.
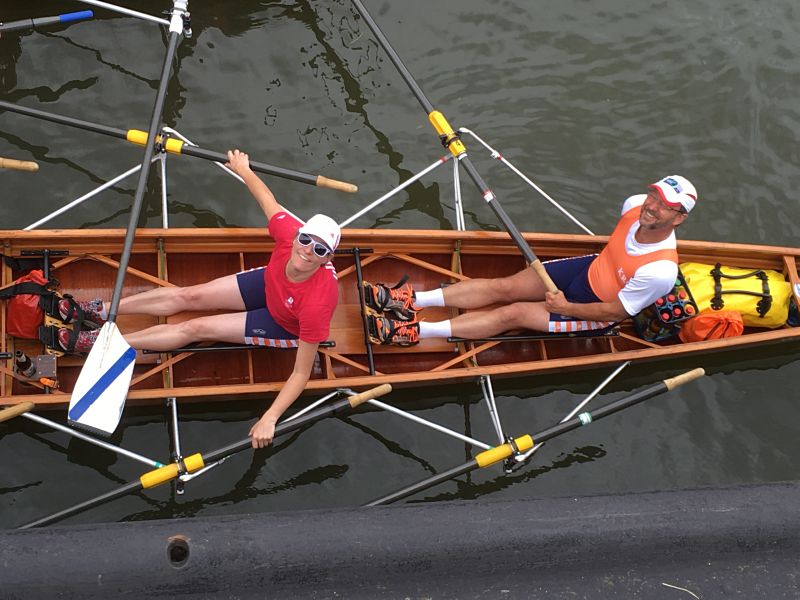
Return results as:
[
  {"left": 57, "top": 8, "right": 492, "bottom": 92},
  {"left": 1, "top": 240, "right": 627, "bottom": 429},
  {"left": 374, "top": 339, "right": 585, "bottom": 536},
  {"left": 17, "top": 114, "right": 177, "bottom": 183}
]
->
[{"left": 68, "top": 323, "right": 135, "bottom": 437}]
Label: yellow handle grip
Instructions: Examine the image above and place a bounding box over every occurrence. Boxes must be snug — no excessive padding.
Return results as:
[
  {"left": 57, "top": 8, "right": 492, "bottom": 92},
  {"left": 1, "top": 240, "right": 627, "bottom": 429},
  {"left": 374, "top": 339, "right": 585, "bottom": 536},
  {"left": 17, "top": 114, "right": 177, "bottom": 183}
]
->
[
  {"left": 316, "top": 175, "right": 358, "bottom": 193},
  {"left": 0, "top": 157, "right": 39, "bottom": 172},
  {"left": 664, "top": 367, "right": 705, "bottom": 391},
  {"left": 475, "top": 435, "right": 534, "bottom": 468},
  {"left": 348, "top": 384, "right": 393, "bottom": 408},
  {"left": 0, "top": 402, "right": 35, "bottom": 423},
  {"left": 139, "top": 453, "right": 205, "bottom": 489}
]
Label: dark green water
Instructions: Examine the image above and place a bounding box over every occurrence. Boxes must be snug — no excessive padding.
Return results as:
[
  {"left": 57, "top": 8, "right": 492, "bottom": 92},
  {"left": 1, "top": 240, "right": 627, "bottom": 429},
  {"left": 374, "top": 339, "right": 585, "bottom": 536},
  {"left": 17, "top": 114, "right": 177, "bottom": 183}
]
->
[{"left": 1, "top": 0, "right": 799, "bottom": 528}]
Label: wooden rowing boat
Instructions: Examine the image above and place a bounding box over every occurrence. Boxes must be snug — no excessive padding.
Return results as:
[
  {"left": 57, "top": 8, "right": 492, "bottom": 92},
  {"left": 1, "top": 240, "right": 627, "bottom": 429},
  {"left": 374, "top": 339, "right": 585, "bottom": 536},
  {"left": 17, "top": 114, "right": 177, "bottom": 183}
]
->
[{"left": 2, "top": 227, "right": 800, "bottom": 408}]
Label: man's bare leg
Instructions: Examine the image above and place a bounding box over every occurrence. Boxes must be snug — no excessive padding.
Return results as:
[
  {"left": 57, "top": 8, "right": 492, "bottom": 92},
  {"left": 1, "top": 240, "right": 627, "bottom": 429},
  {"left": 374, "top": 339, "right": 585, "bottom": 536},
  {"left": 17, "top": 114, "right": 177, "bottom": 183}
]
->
[
  {"left": 439, "top": 267, "right": 548, "bottom": 309},
  {"left": 433, "top": 301, "right": 551, "bottom": 339}
]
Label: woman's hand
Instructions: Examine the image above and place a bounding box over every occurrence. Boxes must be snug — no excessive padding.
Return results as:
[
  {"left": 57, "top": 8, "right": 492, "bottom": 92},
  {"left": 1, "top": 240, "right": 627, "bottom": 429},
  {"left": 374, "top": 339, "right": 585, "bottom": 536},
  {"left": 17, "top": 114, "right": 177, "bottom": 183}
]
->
[
  {"left": 249, "top": 413, "right": 278, "bottom": 449},
  {"left": 226, "top": 149, "right": 251, "bottom": 178}
]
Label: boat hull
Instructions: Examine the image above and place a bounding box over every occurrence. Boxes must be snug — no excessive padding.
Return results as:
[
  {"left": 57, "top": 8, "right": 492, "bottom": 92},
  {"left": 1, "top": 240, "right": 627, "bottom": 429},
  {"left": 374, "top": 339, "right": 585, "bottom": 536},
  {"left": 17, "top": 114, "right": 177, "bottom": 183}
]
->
[{"left": 2, "top": 227, "right": 799, "bottom": 407}]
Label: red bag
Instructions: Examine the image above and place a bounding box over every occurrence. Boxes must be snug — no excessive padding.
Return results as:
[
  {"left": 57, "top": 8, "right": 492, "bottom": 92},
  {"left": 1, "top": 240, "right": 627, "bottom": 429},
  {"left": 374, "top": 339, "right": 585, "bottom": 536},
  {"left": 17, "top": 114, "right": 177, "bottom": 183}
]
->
[
  {"left": 3, "top": 270, "right": 50, "bottom": 339},
  {"left": 679, "top": 310, "right": 744, "bottom": 343}
]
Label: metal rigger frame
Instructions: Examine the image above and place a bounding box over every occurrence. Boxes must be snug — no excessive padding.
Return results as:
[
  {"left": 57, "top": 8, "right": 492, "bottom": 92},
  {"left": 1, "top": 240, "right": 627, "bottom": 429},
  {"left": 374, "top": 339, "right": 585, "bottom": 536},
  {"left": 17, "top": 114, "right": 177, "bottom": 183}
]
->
[{"left": 4, "top": 0, "right": 651, "bottom": 523}]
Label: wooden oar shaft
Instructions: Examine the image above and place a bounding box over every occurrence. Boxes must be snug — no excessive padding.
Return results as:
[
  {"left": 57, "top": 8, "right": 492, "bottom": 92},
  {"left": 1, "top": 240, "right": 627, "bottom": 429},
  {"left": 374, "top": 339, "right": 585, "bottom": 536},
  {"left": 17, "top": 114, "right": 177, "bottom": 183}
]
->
[
  {"left": 19, "top": 385, "right": 391, "bottom": 528},
  {"left": 366, "top": 369, "right": 704, "bottom": 506},
  {"left": 0, "top": 157, "right": 39, "bottom": 172}
]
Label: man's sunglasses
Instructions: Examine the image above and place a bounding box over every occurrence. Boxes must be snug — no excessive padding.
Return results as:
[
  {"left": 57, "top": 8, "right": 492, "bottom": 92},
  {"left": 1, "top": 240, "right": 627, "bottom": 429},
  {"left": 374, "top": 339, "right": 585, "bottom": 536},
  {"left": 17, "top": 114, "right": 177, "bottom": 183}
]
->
[{"left": 297, "top": 232, "right": 331, "bottom": 257}]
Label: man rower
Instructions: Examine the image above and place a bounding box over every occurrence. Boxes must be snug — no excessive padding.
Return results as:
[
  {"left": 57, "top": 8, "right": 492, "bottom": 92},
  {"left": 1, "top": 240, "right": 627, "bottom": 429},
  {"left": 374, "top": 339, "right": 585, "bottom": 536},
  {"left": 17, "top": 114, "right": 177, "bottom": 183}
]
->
[{"left": 364, "top": 175, "right": 697, "bottom": 344}]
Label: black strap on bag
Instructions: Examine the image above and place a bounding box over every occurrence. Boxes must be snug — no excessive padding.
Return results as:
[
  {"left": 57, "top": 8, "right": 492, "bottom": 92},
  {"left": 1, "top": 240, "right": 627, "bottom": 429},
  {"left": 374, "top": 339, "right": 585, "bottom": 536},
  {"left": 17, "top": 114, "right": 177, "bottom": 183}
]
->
[
  {"left": 710, "top": 262, "right": 772, "bottom": 317},
  {"left": 0, "top": 280, "right": 54, "bottom": 299}
]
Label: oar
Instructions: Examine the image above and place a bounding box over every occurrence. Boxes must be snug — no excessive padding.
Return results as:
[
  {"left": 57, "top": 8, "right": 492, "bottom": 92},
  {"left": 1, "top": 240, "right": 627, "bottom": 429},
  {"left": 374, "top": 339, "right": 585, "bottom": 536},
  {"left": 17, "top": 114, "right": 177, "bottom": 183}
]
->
[
  {"left": 0, "top": 10, "right": 93, "bottom": 34},
  {"left": 0, "top": 157, "right": 39, "bottom": 172},
  {"left": 67, "top": 1, "right": 189, "bottom": 437},
  {"left": 348, "top": 0, "right": 556, "bottom": 292},
  {"left": 19, "top": 384, "right": 391, "bottom": 529},
  {"left": 0, "top": 100, "right": 357, "bottom": 193},
  {"left": 365, "top": 368, "right": 704, "bottom": 506},
  {"left": 0, "top": 402, "right": 34, "bottom": 424}
]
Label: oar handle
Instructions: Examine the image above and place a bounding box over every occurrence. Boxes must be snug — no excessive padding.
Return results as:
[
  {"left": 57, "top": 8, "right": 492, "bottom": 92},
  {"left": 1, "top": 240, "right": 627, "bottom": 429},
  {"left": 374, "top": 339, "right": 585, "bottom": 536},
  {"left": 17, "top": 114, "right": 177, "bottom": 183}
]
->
[
  {"left": 664, "top": 367, "right": 706, "bottom": 391},
  {"left": 348, "top": 384, "right": 393, "bottom": 408},
  {"left": 176, "top": 145, "right": 359, "bottom": 193},
  {"left": 0, "top": 157, "right": 39, "bottom": 172},
  {"left": 529, "top": 259, "right": 558, "bottom": 294},
  {"left": 316, "top": 175, "right": 358, "bottom": 194},
  {"left": 0, "top": 402, "right": 35, "bottom": 424}
]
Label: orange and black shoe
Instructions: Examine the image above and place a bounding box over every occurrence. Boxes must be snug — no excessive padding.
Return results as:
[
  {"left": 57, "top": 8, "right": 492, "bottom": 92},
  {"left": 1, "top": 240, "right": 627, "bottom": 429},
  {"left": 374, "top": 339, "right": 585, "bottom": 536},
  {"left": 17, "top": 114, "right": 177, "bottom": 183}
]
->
[
  {"left": 367, "top": 313, "right": 420, "bottom": 346},
  {"left": 362, "top": 277, "right": 419, "bottom": 321}
]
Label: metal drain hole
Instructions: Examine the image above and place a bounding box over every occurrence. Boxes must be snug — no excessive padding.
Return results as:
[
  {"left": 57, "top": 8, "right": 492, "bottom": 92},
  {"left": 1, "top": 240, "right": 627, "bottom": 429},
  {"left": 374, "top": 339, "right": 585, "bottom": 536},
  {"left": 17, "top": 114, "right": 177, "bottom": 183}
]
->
[{"left": 167, "top": 535, "right": 190, "bottom": 568}]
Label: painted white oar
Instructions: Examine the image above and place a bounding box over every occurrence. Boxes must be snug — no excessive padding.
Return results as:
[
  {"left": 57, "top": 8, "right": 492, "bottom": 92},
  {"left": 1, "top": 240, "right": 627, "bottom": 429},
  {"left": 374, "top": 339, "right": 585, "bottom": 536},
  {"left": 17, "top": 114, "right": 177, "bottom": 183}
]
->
[
  {"left": 68, "top": 0, "right": 188, "bottom": 436},
  {"left": 67, "top": 323, "right": 136, "bottom": 435}
]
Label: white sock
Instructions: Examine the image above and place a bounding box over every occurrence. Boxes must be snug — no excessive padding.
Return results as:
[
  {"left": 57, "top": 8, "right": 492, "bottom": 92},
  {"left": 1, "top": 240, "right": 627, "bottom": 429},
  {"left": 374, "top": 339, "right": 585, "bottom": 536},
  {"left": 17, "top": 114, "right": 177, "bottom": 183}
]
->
[
  {"left": 99, "top": 303, "right": 109, "bottom": 320},
  {"left": 414, "top": 288, "right": 445, "bottom": 308},
  {"left": 419, "top": 320, "right": 452, "bottom": 339}
]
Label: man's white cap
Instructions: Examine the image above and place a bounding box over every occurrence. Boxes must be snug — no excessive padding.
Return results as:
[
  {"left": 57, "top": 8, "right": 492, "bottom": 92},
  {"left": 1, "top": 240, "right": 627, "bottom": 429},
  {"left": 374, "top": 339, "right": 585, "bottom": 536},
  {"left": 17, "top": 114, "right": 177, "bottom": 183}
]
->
[
  {"left": 648, "top": 175, "right": 698, "bottom": 212},
  {"left": 298, "top": 214, "right": 341, "bottom": 252}
]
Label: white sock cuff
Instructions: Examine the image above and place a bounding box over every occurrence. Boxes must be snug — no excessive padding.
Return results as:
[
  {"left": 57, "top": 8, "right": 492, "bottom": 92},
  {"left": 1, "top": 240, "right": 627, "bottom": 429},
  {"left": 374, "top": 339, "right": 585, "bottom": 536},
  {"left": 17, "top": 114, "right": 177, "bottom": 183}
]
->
[
  {"left": 414, "top": 288, "right": 445, "bottom": 308},
  {"left": 418, "top": 320, "right": 452, "bottom": 339}
]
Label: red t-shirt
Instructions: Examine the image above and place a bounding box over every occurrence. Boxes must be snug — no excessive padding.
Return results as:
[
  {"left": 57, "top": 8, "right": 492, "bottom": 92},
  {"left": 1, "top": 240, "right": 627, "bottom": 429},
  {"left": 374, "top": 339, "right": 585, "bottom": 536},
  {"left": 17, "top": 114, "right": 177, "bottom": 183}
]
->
[{"left": 264, "top": 212, "right": 338, "bottom": 343}]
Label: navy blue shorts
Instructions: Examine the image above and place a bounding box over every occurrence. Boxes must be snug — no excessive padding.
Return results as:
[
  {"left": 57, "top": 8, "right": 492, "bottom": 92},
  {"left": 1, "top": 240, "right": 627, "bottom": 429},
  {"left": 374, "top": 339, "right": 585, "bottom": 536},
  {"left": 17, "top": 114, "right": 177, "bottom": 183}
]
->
[
  {"left": 542, "top": 255, "right": 611, "bottom": 332},
  {"left": 543, "top": 254, "right": 601, "bottom": 303},
  {"left": 236, "top": 267, "right": 299, "bottom": 347}
]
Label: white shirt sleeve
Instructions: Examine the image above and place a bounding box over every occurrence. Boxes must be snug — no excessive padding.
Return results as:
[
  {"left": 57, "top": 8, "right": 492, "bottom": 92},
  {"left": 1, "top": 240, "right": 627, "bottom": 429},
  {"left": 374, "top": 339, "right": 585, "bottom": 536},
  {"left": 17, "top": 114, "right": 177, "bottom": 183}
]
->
[
  {"left": 617, "top": 260, "right": 679, "bottom": 316},
  {"left": 621, "top": 194, "right": 646, "bottom": 215}
]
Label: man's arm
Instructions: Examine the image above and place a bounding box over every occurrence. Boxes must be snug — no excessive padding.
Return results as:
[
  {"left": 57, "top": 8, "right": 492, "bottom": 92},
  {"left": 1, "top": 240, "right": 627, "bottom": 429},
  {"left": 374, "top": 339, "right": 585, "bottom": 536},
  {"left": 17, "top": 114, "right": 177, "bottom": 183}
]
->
[{"left": 545, "top": 291, "right": 630, "bottom": 322}]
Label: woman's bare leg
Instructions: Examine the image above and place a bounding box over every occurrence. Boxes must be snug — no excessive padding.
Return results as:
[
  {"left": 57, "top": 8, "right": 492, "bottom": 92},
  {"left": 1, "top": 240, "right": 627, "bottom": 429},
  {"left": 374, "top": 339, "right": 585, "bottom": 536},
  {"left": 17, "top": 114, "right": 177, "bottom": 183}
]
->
[
  {"left": 115, "top": 273, "right": 247, "bottom": 316},
  {"left": 124, "top": 311, "right": 248, "bottom": 350}
]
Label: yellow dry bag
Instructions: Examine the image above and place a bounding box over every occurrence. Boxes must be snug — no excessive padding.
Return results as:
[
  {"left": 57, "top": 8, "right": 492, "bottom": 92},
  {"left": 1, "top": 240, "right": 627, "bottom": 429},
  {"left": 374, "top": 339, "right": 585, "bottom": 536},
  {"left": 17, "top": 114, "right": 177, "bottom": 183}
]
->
[{"left": 680, "top": 262, "right": 791, "bottom": 329}]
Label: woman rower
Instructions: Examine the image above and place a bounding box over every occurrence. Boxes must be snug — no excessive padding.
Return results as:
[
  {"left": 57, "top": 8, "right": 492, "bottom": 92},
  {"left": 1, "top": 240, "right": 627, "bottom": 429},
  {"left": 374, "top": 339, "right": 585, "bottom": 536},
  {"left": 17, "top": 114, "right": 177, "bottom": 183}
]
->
[{"left": 56, "top": 149, "right": 340, "bottom": 448}]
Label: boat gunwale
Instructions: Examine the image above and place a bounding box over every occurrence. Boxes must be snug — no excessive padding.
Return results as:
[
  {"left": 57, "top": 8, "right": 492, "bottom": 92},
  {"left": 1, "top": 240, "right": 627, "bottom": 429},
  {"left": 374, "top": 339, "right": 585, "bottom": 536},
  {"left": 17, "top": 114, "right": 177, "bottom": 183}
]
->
[{"left": 3, "top": 227, "right": 800, "bottom": 408}]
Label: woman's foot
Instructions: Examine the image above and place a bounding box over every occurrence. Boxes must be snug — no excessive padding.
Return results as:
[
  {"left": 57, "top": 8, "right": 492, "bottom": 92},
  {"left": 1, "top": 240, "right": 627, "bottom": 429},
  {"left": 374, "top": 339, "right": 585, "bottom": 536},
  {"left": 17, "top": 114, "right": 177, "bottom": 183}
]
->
[
  {"left": 58, "top": 327, "right": 100, "bottom": 354},
  {"left": 58, "top": 297, "right": 107, "bottom": 327}
]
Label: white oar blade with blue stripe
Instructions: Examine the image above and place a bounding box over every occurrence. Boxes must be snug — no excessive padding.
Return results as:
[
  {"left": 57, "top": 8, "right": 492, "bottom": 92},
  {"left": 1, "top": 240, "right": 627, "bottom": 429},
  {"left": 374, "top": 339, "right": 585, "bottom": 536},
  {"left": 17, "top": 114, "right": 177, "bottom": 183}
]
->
[{"left": 68, "top": 322, "right": 136, "bottom": 436}]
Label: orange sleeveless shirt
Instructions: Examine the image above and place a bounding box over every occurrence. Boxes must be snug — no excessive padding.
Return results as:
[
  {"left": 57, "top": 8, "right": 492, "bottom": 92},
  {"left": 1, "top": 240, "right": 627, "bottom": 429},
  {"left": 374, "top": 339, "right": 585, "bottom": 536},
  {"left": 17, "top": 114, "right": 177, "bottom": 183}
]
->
[{"left": 587, "top": 206, "right": 679, "bottom": 302}]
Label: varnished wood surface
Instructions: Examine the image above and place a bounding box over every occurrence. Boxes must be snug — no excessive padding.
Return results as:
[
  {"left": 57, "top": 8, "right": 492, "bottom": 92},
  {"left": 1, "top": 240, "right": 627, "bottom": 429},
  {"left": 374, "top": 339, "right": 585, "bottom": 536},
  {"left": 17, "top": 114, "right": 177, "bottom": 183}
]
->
[{"left": 2, "top": 227, "right": 799, "bottom": 407}]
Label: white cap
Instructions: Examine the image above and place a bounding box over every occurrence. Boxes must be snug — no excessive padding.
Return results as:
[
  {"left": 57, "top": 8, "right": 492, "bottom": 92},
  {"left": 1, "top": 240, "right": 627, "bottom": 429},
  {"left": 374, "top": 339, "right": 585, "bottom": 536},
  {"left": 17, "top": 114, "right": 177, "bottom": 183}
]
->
[
  {"left": 298, "top": 214, "right": 341, "bottom": 252},
  {"left": 648, "top": 175, "right": 698, "bottom": 213}
]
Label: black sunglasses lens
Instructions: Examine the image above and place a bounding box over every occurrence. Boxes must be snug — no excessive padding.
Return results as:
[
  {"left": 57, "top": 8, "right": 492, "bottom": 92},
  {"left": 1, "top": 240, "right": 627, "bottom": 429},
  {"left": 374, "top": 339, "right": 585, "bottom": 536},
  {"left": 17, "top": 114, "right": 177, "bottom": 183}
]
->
[{"left": 298, "top": 233, "right": 329, "bottom": 257}]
